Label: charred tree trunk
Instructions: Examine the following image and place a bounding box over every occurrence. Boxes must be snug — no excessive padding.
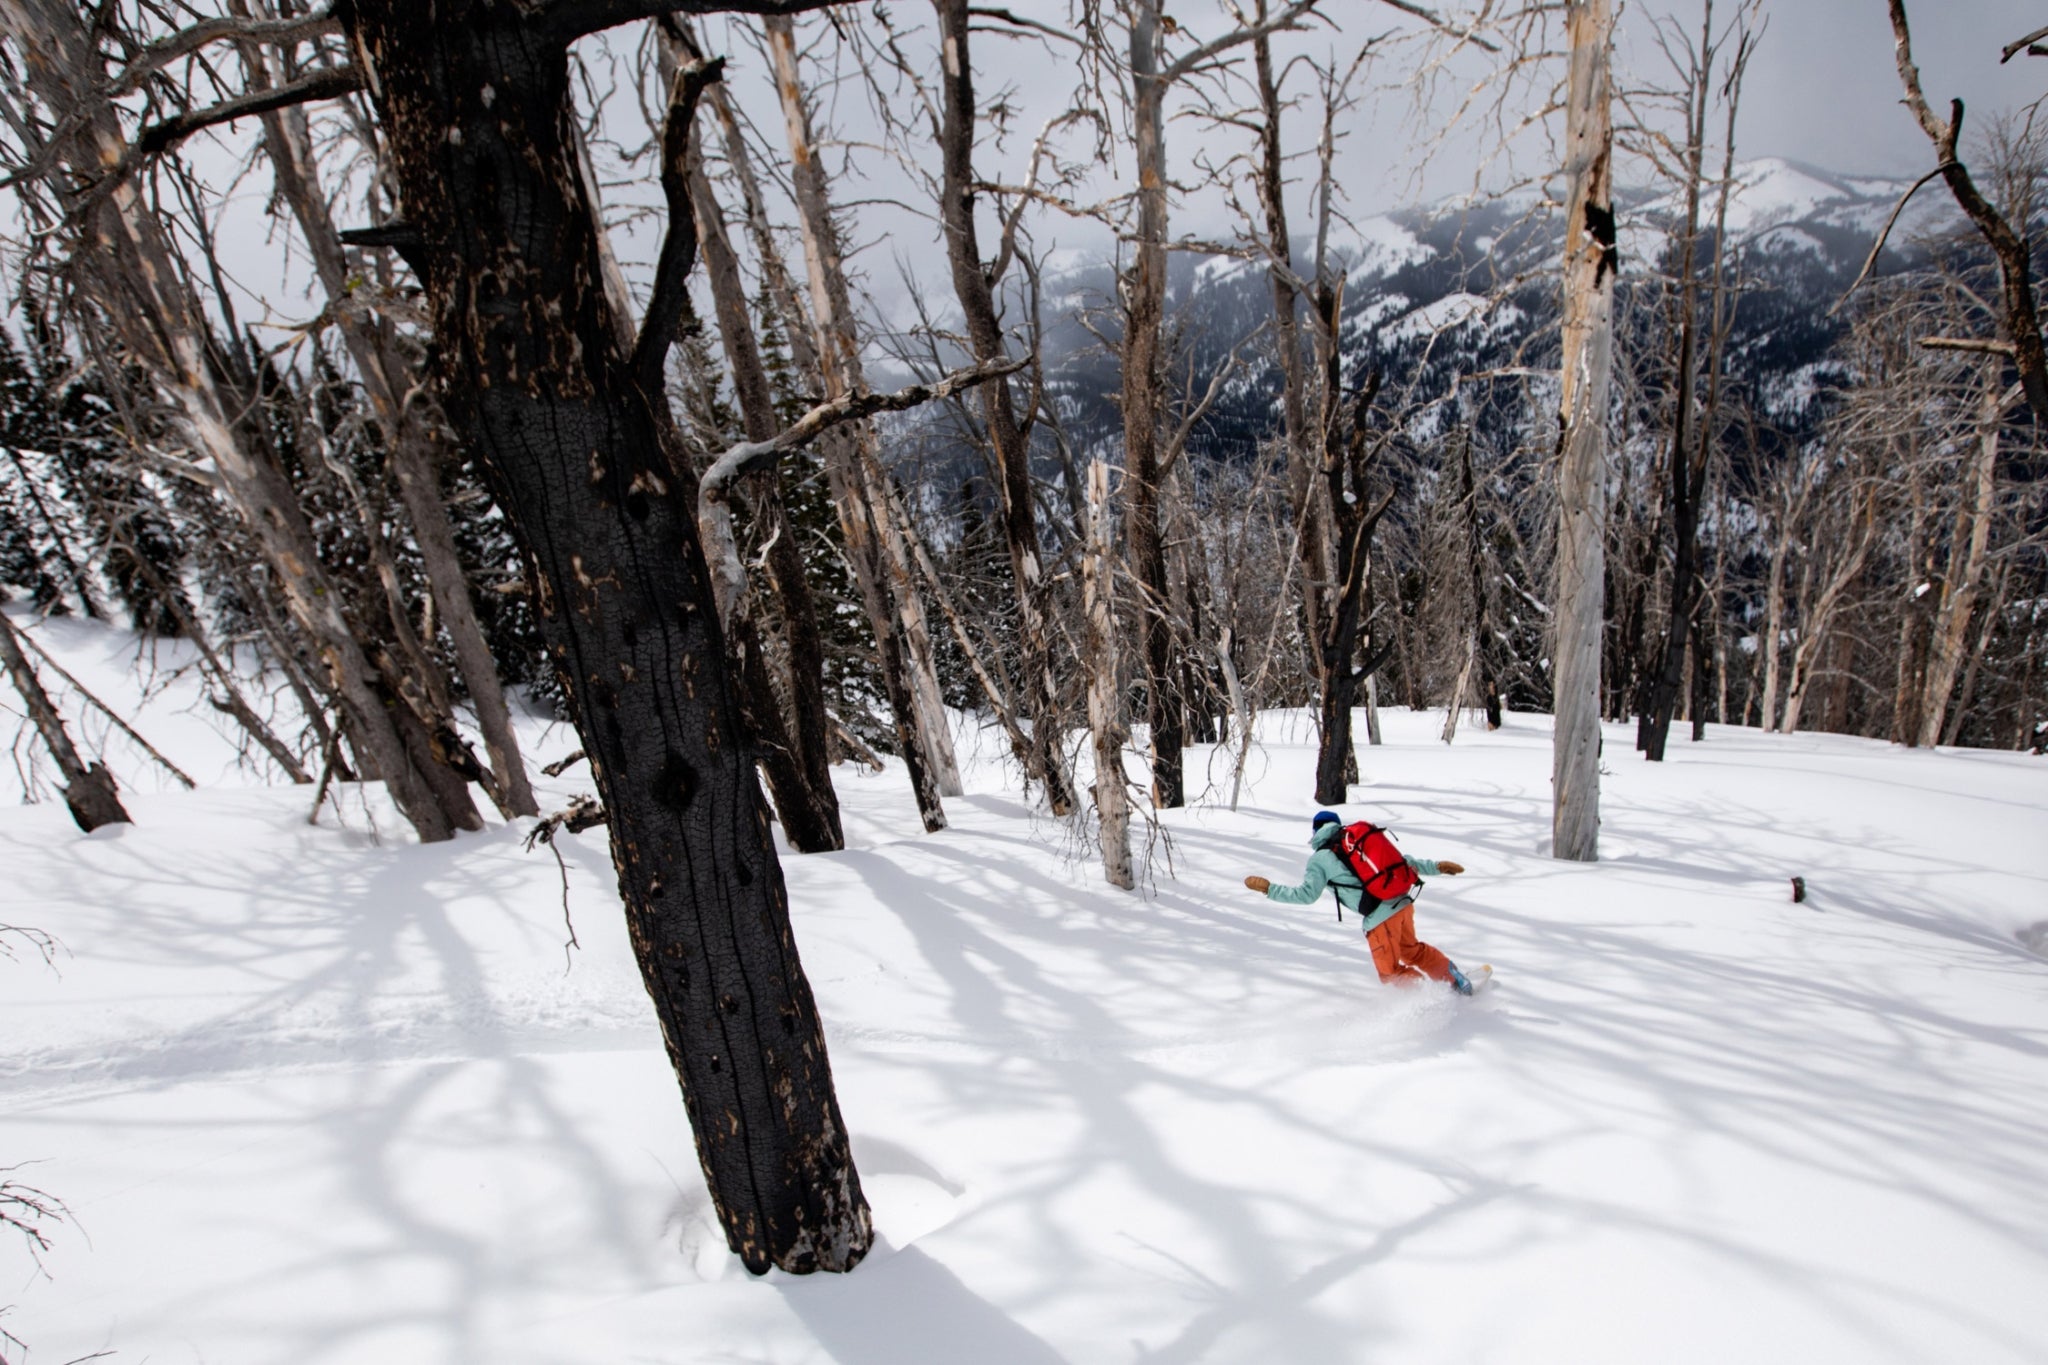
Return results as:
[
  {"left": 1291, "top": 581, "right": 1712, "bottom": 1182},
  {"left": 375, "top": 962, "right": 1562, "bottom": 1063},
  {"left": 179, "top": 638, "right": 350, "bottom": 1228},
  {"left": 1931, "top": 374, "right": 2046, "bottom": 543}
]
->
[
  {"left": 0, "top": 599, "right": 131, "bottom": 830},
  {"left": 1313, "top": 372, "right": 1394, "bottom": 806},
  {"left": 1554, "top": 0, "right": 1617, "bottom": 861},
  {"left": 1637, "top": 42, "right": 1707, "bottom": 761},
  {"left": 335, "top": 0, "right": 869, "bottom": 1274}
]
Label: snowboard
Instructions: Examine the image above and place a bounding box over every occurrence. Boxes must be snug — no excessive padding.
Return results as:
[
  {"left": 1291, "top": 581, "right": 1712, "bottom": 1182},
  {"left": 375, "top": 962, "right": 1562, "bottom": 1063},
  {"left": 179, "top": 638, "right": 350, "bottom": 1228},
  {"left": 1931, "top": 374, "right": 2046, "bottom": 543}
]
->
[{"left": 1459, "top": 964, "right": 1494, "bottom": 996}]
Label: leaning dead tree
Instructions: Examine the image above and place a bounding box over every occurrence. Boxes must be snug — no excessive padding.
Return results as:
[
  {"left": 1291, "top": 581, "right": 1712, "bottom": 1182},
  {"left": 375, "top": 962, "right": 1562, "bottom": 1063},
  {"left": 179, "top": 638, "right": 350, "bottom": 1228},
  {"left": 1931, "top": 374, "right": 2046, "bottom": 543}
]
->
[
  {"left": 5, "top": 0, "right": 926, "bottom": 1272},
  {"left": 762, "top": 11, "right": 958, "bottom": 831},
  {"left": 230, "top": 16, "right": 539, "bottom": 818},
  {"left": 0, "top": 0, "right": 486, "bottom": 844},
  {"left": 321, "top": 0, "right": 883, "bottom": 1273},
  {"left": 930, "top": 0, "right": 1077, "bottom": 816},
  {"left": 1553, "top": 0, "right": 1617, "bottom": 861},
  {"left": 0, "top": 594, "right": 130, "bottom": 830}
]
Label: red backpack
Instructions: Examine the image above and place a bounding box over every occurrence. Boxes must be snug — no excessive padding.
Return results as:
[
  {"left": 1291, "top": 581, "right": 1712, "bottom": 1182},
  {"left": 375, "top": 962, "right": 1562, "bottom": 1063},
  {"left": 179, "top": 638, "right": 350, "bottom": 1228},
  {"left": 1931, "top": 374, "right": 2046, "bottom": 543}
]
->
[{"left": 1332, "top": 821, "right": 1419, "bottom": 920}]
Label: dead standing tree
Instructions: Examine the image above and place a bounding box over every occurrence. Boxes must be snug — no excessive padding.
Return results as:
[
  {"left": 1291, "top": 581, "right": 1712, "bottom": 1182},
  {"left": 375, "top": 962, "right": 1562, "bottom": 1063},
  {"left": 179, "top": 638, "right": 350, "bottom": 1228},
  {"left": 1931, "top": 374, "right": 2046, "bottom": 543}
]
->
[
  {"left": 0, "top": 0, "right": 486, "bottom": 844},
  {"left": 1118, "top": 0, "right": 1323, "bottom": 812},
  {"left": 226, "top": 5, "right": 540, "bottom": 818},
  {"left": 1217, "top": 8, "right": 1485, "bottom": 791},
  {"left": 1633, "top": 0, "right": 1756, "bottom": 763},
  {"left": 1312, "top": 375, "right": 1397, "bottom": 804},
  {"left": 930, "top": 0, "right": 1077, "bottom": 816},
  {"left": 1554, "top": 0, "right": 1617, "bottom": 861},
  {"left": 1881, "top": 0, "right": 2048, "bottom": 431},
  {"left": 82, "top": 0, "right": 896, "bottom": 1274},
  {"left": 761, "top": 11, "right": 958, "bottom": 830}
]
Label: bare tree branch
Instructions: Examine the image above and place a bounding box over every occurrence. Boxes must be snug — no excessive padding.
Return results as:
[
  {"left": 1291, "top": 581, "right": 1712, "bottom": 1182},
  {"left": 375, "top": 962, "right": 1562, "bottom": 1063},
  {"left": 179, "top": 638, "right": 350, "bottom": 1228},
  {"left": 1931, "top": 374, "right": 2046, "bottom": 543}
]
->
[
  {"left": 968, "top": 6, "right": 1083, "bottom": 47},
  {"left": 1831, "top": 162, "right": 1949, "bottom": 315},
  {"left": 135, "top": 65, "right": 363, "bottom": 156},
  {"left": 2001, "top": 23, "right": 2048, "bottom": 62},
  {"left": 1918, "top": 336, "right": 2020, "bottom": 356},
  {"left": 1372, "top": 0, "right": 1501, "bottom": 54},
  {"left": 109, "top": 8, "right": 341, "bottom": 97},
  {"left": 630, "top": 54, "right": 724, "bottom": 392},
  {"left": 539, "top": 0, "right": 843, "bottom": 43},
  {"left": 704, "top": 356, "right": 1028, "bottom": 491},
  {"left": 1162, "top": 0, "right": 1326, "bottom": 84}
]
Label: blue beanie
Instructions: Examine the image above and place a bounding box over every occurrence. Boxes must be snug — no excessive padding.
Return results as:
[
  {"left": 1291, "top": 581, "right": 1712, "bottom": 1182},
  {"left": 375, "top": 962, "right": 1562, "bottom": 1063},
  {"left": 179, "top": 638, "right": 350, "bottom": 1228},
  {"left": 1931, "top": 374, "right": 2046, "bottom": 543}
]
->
[{"left": 1310, "top": 810, "right": 1342, "bottom": 842}]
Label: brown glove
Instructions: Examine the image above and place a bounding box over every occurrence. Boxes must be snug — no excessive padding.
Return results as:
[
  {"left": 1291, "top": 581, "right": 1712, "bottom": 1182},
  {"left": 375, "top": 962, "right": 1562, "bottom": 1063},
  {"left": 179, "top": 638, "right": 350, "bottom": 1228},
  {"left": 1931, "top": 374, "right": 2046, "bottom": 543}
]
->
[
  {"left": 1435, "top": 860, "right": 1465, "bottom": 876},
  {"left": 1244, "top": 875, "right": 1271, "bottom": 894}
]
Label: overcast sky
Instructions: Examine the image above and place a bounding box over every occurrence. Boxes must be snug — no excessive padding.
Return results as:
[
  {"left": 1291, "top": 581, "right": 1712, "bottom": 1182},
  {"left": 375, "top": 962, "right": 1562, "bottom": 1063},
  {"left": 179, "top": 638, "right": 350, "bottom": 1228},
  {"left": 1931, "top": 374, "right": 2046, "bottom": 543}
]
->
[
  {"left": 127, "top": 0, "right": 2048, "bottom": 348},
  {"left": 1661, "top": 0, "right": 2043, "bottom": 177}
]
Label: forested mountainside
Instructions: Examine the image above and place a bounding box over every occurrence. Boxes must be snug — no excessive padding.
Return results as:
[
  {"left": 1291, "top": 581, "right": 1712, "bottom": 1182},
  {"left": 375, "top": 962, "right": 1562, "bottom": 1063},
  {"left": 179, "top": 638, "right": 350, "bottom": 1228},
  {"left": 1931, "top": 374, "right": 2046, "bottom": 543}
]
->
[
  {"left": 1019, "top": 159, "right": 1933, "bottom": 467},
  {"left": 882, "top": 156, "right": 2033, "bottom": 753}
]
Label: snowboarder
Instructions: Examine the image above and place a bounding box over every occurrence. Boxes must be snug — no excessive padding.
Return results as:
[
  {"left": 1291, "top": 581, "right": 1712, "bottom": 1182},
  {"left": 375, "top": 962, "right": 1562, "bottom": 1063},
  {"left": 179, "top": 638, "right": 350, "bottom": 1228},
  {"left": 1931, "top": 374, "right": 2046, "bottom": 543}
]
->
[{"left": 1244, "top": 810, "right": 1486, "bottom": 995}]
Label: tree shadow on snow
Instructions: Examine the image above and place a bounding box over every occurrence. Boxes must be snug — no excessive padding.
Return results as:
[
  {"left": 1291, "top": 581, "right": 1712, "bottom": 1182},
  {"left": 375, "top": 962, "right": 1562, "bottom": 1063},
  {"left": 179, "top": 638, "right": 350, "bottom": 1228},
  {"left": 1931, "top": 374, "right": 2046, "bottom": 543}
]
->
[{"left": 782, "top": 1243, "right": 1071, "bottom": 1365}]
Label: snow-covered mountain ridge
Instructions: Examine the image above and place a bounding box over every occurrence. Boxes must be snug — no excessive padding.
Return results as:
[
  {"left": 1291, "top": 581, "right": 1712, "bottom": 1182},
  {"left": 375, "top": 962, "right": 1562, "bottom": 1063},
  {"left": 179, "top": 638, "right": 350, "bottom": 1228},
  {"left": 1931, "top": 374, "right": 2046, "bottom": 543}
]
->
[{"left": 1004, "top": 157, "right": 1960, "bottom": 467}]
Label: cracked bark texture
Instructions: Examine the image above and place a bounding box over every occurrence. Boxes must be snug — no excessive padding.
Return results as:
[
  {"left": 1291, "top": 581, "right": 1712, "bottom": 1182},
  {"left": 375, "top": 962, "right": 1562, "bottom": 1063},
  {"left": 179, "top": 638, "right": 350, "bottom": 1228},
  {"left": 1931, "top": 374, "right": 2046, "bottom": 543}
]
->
[{"left": 334, "top": 0, "right": 869, "bottom": 1274}]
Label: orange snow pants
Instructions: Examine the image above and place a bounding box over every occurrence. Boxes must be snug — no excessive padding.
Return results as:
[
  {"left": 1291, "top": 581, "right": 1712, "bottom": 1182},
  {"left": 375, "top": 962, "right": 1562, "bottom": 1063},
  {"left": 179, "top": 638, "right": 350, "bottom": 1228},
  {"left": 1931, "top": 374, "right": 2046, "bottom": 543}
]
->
[{"left": 1364, "top": 904, "right": 1456, "bottom": 986}]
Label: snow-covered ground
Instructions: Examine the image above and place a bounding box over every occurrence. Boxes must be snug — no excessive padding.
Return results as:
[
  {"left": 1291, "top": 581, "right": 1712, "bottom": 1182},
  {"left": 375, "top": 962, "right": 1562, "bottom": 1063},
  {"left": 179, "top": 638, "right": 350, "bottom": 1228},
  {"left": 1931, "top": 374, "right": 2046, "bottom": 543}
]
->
[{"left": 4, "top": 610, "right": 2047, "bottom": 1364}]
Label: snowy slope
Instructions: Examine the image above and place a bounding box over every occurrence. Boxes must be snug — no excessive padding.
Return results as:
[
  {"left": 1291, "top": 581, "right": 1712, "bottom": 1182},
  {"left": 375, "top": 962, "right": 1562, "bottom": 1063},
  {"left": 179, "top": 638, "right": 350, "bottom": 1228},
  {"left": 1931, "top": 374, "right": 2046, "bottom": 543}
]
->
[{"left": 3, "top": 613, "right": 2046, "bottom": 1365}]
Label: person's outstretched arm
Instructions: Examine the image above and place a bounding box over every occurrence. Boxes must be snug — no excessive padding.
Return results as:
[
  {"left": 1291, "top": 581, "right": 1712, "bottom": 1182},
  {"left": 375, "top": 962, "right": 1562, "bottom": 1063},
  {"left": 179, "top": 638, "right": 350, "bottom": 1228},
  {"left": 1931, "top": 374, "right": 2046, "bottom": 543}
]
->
[
  {"left": 1252, "top": 853, "right": 1339, "bottom": 905},
  {"left": 1406, "top": 857, "right": 1465, "bottom": 877}
]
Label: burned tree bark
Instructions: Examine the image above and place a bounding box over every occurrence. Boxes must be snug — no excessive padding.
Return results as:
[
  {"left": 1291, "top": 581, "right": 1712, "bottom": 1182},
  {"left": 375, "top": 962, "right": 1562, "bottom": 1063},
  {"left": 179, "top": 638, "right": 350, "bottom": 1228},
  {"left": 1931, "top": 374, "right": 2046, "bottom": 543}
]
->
[
  {"left": 333, "top": 0, "right": 869, "bottom": 1274},
  {"left": 1312, "top": 371, "right": 1395, "bottom": 806},
  {"left": 1554, "top": 0, "right": 1617, "bottom": 861}
]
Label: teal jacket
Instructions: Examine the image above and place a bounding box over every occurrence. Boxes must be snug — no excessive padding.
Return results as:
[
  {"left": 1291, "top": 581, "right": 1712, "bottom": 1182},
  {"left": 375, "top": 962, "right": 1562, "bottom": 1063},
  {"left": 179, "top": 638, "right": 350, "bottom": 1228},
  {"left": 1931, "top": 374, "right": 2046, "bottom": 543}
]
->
[{"left": 1264, "top": 821, "right": 1446, "bottom": 934}]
